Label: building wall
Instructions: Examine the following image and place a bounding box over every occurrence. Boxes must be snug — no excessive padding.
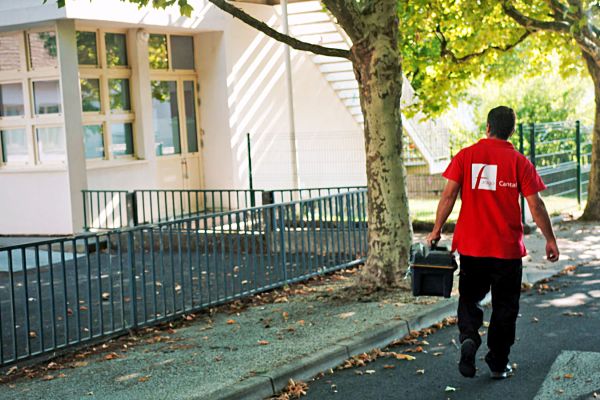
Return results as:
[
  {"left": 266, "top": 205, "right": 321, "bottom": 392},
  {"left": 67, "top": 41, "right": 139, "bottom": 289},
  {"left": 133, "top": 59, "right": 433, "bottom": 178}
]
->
[{"left": 0, "top": 0, "right": 367, "bottom": 235}]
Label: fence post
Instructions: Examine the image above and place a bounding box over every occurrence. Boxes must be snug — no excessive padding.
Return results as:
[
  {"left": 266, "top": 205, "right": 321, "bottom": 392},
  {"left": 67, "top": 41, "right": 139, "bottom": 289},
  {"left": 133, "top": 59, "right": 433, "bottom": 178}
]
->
[
  {"left": 278, "top": 204, "right": 287, "bottom": 282},
  {"left": 126, "top": 192, "right": 138, "bottom": 228},
  {"left": 576, "top": 120, "right": 582, "bottom": 206},
  {"left": 127, "top": 230, "right": 138, "bottom": 328},
  {"left": 82, "top": 191, "right": 89, "bottom": 231},
  {"left": 247, "top": 133, "right": 255, "bottom": 207},
  {"left": 518, "top": 124, "right": 525, "bottom": 224},
  {"left": 529, "top": 123, "right": 536, "bottom": 167}
]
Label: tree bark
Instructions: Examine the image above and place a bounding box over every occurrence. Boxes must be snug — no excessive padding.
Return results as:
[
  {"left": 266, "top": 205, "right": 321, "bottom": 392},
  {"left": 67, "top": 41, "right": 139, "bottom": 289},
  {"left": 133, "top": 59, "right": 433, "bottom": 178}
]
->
[
  {"left": 349, "top": 2, "right": 413, "bottom": 289},
  {"left": 581, "top": 53, "right": 600, "bottom": 220}
]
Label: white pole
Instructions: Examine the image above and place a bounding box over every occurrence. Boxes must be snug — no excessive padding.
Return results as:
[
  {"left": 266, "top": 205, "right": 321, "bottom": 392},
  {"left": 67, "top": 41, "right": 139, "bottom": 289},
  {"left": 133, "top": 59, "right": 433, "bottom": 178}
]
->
[{"left": 281, "top": 0, "right": 299, "bottom": 189}]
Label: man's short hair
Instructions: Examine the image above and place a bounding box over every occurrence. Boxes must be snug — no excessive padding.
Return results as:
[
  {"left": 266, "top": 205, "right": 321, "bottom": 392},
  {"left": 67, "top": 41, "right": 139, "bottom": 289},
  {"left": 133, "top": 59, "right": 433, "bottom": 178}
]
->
[{"left": 487, "top": 106, "right": 516, "bottom": 140}]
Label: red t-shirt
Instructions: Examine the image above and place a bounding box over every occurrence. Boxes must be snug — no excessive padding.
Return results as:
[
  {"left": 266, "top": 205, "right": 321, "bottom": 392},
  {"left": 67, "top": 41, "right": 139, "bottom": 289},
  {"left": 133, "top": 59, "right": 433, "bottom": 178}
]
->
[{"left": 443, "top": 138, "right": 546, "bottom": 259}]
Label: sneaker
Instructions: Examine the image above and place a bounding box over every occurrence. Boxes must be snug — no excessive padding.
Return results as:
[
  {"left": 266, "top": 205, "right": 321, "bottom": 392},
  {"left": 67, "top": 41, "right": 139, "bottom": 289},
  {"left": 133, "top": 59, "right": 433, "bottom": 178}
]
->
[
  {"left": 458, "top": 338, "right": 477, "bottom": 378},
  {"left": 490, "top": 364, "right": 513, "bottom": 380}
]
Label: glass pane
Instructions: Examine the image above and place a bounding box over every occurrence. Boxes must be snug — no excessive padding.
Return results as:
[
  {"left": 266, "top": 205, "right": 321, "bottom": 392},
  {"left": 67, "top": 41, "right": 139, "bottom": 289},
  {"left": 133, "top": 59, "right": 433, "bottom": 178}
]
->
[
  {"left": 151, "top": 80, "right": 180, "bottom": 156},
  {"left": 106, "top": 33, "right": 128, "bottom": 67},
  {"left": 184, "top": 81, "right": 198, "bottom": 153},
  {"left": 36, "top": 127, "right": 65, "bottom": 163},
  {"left": 0, "top": 83, "right": 24, "bottom": 117},
  {"left": 148, "top": 34, "right": 168, "bottom": 69},
  {"left": 109, "top": 79, "right": 131, "bottom": 111},
  {"left": 111, "top": 123, "right": 133, "bottom": 156},
  {"left": 1, "top": 129, "right": 28, "bottom": 163},
  {"left": 0, "top": 33, "right": 22, "bottom": 71},
  {"left": 83, "top": 125, "right": 104, "bottom": 159},
  {"left": 170, "top": 35, "right": 194, "bottom": 70},
  {"left": 33, "top": 80, "right": 61, "bottom": 114},
  {"left": 80, "top": 79, "right": 101, "bottom": 112},
  {"left": 28, "top": 31, "right": 58, "bottom": 70},
  {"left": 76, "top": 31, "right": 98, "bottom": 65}
]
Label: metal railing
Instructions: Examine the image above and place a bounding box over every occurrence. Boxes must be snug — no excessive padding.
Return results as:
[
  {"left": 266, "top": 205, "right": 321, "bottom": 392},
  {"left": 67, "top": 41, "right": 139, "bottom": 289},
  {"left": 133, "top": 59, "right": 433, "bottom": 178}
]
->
[
  {"left": 0, "top": 189, "right": 368, "bottom": 367},
  {"left": 269, "top": 186, "right": 366, "bottom": 204}
]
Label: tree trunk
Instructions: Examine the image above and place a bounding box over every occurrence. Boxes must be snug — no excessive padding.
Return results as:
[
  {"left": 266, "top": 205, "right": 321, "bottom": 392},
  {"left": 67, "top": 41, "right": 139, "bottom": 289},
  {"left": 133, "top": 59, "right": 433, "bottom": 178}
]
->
[
  {"left": 350, "top": 2, "right": 413, "bottom": 289},
  {"left": 581, "top": 53, "right": 600, "bottom": 221}
]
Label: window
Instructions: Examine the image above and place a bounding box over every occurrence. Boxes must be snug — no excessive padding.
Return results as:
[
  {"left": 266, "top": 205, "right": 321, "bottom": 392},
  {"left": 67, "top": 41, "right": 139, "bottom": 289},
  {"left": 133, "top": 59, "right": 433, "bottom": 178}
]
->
[
  {"left": 1, "top": 129, "right": 28, "bottom": 164},
  {"left": 148, "top": 34, "right": 169, "bottom": 70},
  {"left": 0, "top": 29, "right": 64, "bottom": 167},
  {"left": 171, "top": 36, "right": 194, "bottom": 70},
  {"left": 28, "top": 31, "right": 58, "bottom": 70},
  {"left": 111, "top": 123, "right": 133, "bottom": 156},
  {"left": 81, "top": 78, "right": 101, "bottom": 112},
  {"left": 0, "top": 33, "right": 22, "bottom": 71},
  {"left": 77, "top": 31, "right": 98, "bottom": 66},
  {"left": 77, "top": 28, "right": 134, "bottom": 160},
  {"left": 33, "top": 80, "right": 61, "bottom": 115},
  {"left": 149, "top": 34, "right": 199, "bottom": 158},
  {"left": 0, "top": 83, "right": 24, "bottom": 117},
  {"left": 152, "top": 80, "right": 180, "bottom": 155},
  {"left": 83, "top": 125, "right": 104, "bottom": 159},
  {"left": 184, "top": 81, "right": 198, "bottom": 153},
  {"left": 105, "top": 33, "right": 127, "bottom": 67},
  {"left": 109, "top": 79, "right": 130, "bottom": 111},
  {"left": 36, "top": 126, "right": 65, "bottom": 163}
]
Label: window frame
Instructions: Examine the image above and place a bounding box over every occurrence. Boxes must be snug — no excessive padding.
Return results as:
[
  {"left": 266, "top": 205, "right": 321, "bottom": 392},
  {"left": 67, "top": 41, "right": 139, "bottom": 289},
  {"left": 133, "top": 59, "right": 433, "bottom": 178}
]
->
[
  {"left": 148, "top": 32, "right": 199, "bottom": 159},
  {"left": 0, "top": 27, "right": 63, "bottom": 168},
  {"left": 76, "top": 26, "right": 135, "bottom": 162}
]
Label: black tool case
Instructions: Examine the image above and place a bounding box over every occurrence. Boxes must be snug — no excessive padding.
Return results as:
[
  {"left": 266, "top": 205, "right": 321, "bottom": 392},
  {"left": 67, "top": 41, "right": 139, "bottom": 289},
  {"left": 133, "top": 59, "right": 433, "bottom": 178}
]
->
[{"left": 409, "top": 243, "right": 458, "bottom": 298}]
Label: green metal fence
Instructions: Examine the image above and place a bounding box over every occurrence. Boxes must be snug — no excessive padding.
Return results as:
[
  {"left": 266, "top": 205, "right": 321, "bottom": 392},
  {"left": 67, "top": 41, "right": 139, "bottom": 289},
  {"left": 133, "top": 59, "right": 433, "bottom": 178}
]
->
[
  {"left": 514, "top": 121, "right": 592, "bottom": 219},
  {"left": 0, "top": 190, "right": 368, "bottom": 367}
]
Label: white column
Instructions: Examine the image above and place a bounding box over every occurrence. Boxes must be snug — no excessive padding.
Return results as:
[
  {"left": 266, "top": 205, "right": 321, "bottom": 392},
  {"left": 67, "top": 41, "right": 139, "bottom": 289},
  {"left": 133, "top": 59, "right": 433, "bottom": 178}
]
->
[
  {"left": 281, "top": 0, "right": 299, "bottom": 189},
  {"left": 56, "top": 19, "right": 87, "bottom": 233},
  {"left": 128, "top": 28, "right": 155, "bottom": 161}
]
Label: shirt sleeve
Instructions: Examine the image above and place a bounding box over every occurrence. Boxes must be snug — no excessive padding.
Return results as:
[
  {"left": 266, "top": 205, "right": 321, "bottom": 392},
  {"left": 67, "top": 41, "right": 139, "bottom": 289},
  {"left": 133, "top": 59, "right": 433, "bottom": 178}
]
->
[
  {"left": 442, "top": 150, "right": 464, "bottom": 184},
  {"left": 519, "top": 158, "right": 547, "bottom": 197}
]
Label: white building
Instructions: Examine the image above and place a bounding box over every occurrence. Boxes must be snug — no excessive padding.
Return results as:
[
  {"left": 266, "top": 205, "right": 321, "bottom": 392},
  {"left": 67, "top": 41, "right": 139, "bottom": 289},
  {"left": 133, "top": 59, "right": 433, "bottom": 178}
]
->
[{"left": 0, "top": 0, "right": 448, "bottom": 235}]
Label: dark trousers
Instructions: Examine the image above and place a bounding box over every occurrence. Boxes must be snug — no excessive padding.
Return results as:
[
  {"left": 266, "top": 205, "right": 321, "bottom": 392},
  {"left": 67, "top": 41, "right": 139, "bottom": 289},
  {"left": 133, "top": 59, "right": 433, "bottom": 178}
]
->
[{"left": 458, "top": 255, "right": 522, "bottom": 370}]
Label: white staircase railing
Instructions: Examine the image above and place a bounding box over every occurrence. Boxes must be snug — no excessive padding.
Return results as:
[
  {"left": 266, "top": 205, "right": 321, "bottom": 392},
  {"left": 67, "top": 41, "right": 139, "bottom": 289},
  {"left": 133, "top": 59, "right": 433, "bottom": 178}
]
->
[{"left": 285, "top": 1, "right": 450, "bottom": 174}]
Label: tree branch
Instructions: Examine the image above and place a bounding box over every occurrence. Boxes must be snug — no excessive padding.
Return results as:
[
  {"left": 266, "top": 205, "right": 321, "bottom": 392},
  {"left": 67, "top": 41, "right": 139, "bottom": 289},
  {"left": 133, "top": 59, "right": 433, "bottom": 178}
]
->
[
  {"left": 502, "top": 1, "right": 571, "bottom": 33},
  {"left": 207, "top": 0, "right": 351, "bottom": 59},
  {"left": 436, "top": 26, "right": 532, "bottom": 64}
]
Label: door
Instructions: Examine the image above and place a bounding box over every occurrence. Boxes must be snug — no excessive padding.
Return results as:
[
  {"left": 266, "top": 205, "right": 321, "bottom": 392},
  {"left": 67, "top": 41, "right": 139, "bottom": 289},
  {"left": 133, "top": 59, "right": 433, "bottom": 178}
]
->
[{"left": 152, "top": 78, "right": 202, "bottom": 216}]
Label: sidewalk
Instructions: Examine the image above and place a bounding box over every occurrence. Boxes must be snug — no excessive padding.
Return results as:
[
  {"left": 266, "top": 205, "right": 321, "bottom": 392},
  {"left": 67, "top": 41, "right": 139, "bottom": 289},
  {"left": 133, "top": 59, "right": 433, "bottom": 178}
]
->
[{"left": 0, "top": 221, "right": 597, "bottom": 400}]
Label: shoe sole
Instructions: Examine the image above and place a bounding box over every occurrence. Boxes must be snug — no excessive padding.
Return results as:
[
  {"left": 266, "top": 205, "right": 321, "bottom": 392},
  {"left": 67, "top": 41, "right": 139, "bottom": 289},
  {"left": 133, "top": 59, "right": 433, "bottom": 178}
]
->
[{"left": 459, "top": 339, "right": 477, "bottom": 378}]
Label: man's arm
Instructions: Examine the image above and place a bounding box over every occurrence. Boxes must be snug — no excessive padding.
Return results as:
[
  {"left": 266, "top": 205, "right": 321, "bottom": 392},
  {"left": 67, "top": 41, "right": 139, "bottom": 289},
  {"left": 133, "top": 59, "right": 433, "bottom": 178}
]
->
[
  {"left": 525, "top": 193, "right": 559, "bottom": 262},
  {"left": 426, "top": 179, "right": 461, "bottom": 246}
]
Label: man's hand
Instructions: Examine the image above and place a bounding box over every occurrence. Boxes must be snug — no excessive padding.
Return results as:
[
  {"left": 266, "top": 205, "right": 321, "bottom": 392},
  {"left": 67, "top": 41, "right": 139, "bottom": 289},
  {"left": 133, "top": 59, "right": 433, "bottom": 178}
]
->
[
  {"left": 546, "top": 239, "right": 559, "bottom": 262},
  {"left": 426, "top": 231, "right": 441, "bottom": 248}
]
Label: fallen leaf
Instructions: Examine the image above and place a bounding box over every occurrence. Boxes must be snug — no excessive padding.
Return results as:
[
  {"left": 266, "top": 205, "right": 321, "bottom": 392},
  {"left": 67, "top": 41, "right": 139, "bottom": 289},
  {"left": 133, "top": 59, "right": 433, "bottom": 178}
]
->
[
  {"left": 72, "top": 361, "right": 88, "bottom": 368},
  {"left": 47, "top": 362, "right": 59, "bottom": 370},
  {"left": 102, "top": 292, "right": 110, "bottom": 301},
  {"left": 532, "top": 317, "right": 539, "bottom": 323},
  {"left": 67, "top": 308, "right": 73, "bottom": 316},
  {"left": 421, "top": 340, "right": 430, "bottom": 345},
  {"left": 282, "top": 312, "right": 289, "bottom": 321},
  {"left": 564, "top": 373, "right": 573, "bottom": 379},
  {"left": 79, "top": 306, "right": 88, "bottom": 311},
  {"left": 562, "top": 311, "right": 584, "bottom": 317},
  {"left": 433, "top": 352, "right": 443, "bottom": 356},
  {"left": 338, "top": 312, "right": 356, "bottom": 319},
  {"left": 57, "top": 373, "right": 66, "bottom": 378},
  {"left": 29, "top": 331, "right": 37, "bottom": 338},
  {"left": 416, "top": 369, "right": 425, "bottom": 375},
  {"left": 258, "top": 340, "right": 269, "bottom": 346},
  {"left": 297, "top": 320, "right": 305, "bottom": 326},
  {"left": 354, "top": 370, "right": 364, "bottom": 375},
  {"left": 483, "top": 321, "right": 490, "bottom": 328},
  {"left": 365, "top": 369, "right": 376, "bottom": 374},
  {"left": 6, "top": 366, "right": 17, "bottom": 376},
  {"left": 226, "top": 319, "right": 236, "bottom": 325},
  {"left": 138, "top": 376, "right": 151, "bottom": 382},
  {"left": 104, "top": 352, "right": 121, "bottom": 360},
  {"left": 383, "top": 365, "right": 395, "bottom": 369},
  {"left": 41, "top": 375, "right": 54, "bottom": 381},
  {"left": 445, "top": 386, "right": 457, "bottom": 392},
  {"left": 175, "top": 284, "right": 182, "bottom": 292},
  {"left": 394, "top": 354, "right": 416, "bottom": 361}
]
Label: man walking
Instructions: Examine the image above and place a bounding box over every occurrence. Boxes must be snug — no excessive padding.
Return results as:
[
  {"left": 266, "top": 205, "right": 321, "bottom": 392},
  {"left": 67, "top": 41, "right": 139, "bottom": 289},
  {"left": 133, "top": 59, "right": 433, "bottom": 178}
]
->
[{"left": 426, "top": 106, "right": 559, "bottom": 379}]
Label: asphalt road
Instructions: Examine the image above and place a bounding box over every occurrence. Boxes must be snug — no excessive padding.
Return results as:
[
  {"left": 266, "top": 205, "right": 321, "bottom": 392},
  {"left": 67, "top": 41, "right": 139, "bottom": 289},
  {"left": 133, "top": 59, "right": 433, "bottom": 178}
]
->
[{"left": 302, "top": 262, "right": 600, "bottom": 400}]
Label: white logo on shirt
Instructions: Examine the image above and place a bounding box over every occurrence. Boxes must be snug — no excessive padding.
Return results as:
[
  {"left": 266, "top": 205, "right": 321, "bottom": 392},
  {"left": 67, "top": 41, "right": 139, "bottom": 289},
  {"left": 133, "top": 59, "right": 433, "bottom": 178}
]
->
[{"left": 471, "top": 163, "right": 497, "bottom": 191}]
